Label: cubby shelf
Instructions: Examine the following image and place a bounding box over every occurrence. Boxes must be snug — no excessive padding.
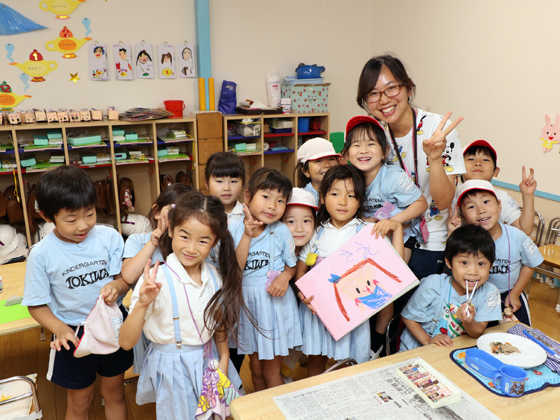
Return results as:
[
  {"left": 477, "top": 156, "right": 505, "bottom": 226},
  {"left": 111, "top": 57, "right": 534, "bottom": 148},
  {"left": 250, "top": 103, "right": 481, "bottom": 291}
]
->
[{"left": 0, "top": 117, "right": 198, "bottom": 247}]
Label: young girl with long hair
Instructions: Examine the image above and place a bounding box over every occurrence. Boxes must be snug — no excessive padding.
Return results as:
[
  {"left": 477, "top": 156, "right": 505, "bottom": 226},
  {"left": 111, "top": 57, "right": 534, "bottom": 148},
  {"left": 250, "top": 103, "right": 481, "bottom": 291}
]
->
[
  {"left": 119, "top": 192, "right": 249, "bottom": 420},
  {"left": 229, "top": 167, "right": 302, "bottom": 390},
  {"left": 296, "top": 165, "right": 404, "bottom": 376}
]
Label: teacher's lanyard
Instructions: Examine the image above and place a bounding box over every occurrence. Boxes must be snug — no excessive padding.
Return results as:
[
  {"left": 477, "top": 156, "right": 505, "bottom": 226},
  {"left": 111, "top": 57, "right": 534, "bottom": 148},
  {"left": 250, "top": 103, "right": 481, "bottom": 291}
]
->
[{"left": 389, "top": 106, "right": 420, "bottom": 186}]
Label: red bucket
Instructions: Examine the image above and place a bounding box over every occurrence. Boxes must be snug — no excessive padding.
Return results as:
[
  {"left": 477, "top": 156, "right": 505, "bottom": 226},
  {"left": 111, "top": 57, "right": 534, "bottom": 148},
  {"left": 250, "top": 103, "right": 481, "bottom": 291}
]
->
[{"left": 164, "top": 100, "right": 185, "bottom": 118}]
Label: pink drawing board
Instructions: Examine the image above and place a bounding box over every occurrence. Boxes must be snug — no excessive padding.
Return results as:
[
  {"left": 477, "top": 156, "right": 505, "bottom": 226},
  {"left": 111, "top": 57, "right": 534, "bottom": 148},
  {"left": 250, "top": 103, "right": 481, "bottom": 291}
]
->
[{"left": 296, "top": 224, "right": 419, "bottom": 341}]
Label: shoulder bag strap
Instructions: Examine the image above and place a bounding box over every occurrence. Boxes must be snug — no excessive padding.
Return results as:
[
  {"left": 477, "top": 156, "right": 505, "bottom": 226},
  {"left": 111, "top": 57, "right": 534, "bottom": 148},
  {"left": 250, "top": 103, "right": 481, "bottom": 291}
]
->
[{"left": 161, "top": 264, "right": 182, "bottom": 348}]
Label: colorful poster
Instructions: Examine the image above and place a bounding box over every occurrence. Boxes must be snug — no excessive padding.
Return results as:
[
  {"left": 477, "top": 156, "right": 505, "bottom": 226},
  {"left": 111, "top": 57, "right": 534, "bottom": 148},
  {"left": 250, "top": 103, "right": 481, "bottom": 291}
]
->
[
  {"left": 157, "top": 43, "right": 176, "bottom": 79},
  {"left": 88, "top": 44, "right": 108, "bottom": 80},
  {"left": 178, "top": 43, "right": 196, "bottom": 78},
  {"left": 296, "top": 224, "right": 419, "bottom": 341},
  {"left": 113, "top": 43, "right": 133, "bottom": 80},
  {"left": 134, "top": 43, "right": 154, "bottom": 79}
]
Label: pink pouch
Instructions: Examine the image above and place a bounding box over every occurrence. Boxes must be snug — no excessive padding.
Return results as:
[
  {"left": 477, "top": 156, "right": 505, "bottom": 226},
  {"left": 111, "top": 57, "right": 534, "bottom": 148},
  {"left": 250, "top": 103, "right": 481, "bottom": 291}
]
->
[
  {"left": 420, "top": 216, "right": 430, "bottom": 243},
  {"left": 73, "top": 295, "right": 124, "bottom": 358}
]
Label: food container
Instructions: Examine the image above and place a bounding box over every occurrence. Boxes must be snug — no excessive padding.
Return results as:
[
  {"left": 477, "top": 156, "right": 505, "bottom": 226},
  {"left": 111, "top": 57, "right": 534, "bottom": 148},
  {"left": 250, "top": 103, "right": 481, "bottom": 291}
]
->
[
  {"left": 295, "top": 64, "right": 325, "bottom": 79},
  {"left": 465, "top": 348, "right": 504, "bottom": 379}
]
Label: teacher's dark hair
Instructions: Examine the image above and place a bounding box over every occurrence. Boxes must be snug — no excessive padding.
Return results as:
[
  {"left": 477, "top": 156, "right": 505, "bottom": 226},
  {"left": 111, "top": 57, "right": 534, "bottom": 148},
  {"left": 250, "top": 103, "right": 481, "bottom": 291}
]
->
[{"left": 357, "top": 54, "right": 416, "bottom": 113}]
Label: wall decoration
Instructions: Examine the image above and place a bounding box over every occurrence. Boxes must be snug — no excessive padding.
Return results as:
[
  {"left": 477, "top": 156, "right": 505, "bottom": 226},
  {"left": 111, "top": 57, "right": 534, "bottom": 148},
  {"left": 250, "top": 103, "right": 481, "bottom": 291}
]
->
[
  {"left": 540, "top": 114, "right": 560, "bottom": 153},
  {"left": 20, "top": 73, "right": 30, "bottom": 92},
  {"left": 178, "top": 42, "right": 196, "bottom": 78},
  {"left": 45, "top": 26, "right": 91, "bottom": 58},
  {"left": 88, "top": 43, "right": 108, "bottom": 80},
  {"left": 157, "top": 43, "right": 176, "bottom": 79},
  {"left": 5, "top": 43, "right": 14, "bottom": 62},
  {"left": 0, "top": 3, "right": 47, "bottom": 35},
  {"left": 9, "top": 49, "right": 58, "bottom": 82},
  {"left": 113, "top": 43, "right": 133, "bottom": 80},
  {"left": 69, "top": 72, "right": 80, "bottom": 83},
  {"left": 39, "top": 0, "right": 86, "bottom": 20},
  {"left": 0, "top": 81, "right": 32, "bottom": 111},
  {"left": 82, "top": 17, "right": 91, "bottom": 36},
  {"left": 134, "top": 42, "right": 154, "bottom": 79}
]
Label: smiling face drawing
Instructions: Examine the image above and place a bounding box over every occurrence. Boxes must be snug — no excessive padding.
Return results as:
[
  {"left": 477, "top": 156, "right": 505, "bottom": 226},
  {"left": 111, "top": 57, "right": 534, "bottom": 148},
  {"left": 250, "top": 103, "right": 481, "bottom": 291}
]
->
[{"left": 330, "top": 259, "right": 400, "bottom": 321}]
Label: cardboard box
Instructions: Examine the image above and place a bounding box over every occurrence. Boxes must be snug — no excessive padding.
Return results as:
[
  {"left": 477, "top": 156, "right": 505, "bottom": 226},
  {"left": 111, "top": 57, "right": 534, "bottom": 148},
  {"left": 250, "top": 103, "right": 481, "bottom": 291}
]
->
[
  {"left": 80, "top": 110, "right": 91, "bottom": 121},
  {"left": 282, "top": 83, "right": 330, "bottom": 114},
  {"left": 47, "top": 110, "right": 58, "bottom": 123},
  {"left": 91, "top": 109, "right": 103, "bottom": 121},
  {"left": 198, "top": 137, "right": 224, "bottom": 165},
  {"left": 107, "top": 107, "right": 119, "bottom": 120},
  {"left": 34, "top": 109, "right": 47, "bottom": 122},
  {"left": 197, "top": 112, "right": 223, "bottom": 139},
  {"left": 8, "top": 113, "right": 21, "bottom": 125},
  {"left": 21, "top": 111, "right": 35, "bottom": 124},
  {"left": 69, "top": 110, "right": 80, "bottom": 122},
  {"left": 57, "top": 110, "right": 69, "bottom": 122}
]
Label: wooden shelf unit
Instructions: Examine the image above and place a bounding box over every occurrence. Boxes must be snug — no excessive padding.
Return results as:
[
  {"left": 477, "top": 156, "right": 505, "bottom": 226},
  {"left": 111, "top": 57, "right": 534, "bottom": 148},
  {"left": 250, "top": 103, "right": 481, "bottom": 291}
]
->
[
  {"left": 222, "top": 112, "right": 330, "bottom": 185},
  {"left": 0, "top": 117, "right": 198, "bottom": 247}
]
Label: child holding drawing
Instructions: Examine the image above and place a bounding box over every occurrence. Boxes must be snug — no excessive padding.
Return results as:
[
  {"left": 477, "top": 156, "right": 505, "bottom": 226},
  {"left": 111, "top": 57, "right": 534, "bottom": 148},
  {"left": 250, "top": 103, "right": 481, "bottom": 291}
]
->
[
  {"left": 296, "top": 165, "right": 404, "bottom": 376},
  {"left": 399, "top": 224, "right": 502, "bottom": 351}
]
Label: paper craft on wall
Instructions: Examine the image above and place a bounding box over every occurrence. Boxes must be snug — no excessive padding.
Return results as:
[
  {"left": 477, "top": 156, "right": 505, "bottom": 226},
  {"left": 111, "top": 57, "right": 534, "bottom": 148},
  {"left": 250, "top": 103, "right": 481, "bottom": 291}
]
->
[
  {"left": 88, "top": 44, "right": 108, "bottom": 80},
  {"left": 178, "top": 43, "right": 196, "bottom": 78},
  {"left": 113, "top": 43, "right": 133, "bottom": 80},
  {"left": 5, "top": 43, "right": 15, "bottom": 63},
  {"left": 296, "top": 224, "right": 419, "bottom": 341},
  {"left": 0, "top": 3, "right": 47, "bottom": 35},
  {"left": 134, "top": 43, "right": 154, "bottom": 79},
  {"left": 39, "top": 0, "right": 86, "bottom": 20},
  {"left": 9, "top": 49, "right": 58, "bottom": 82},
  {"left": 0, "top": 81, "right": 32, "bottom": 111},
  {"left": 82, "top": 17, "right": 92, "bottom": 36},
  {"left": 540, "top": 114, "right": 560, "bottom": 153},
  {"left": 20, "top": 73, "right": 30, "bottom": 92},
  {"left": 45, "top": 26, "right": 91, "bottom": 58},
  {"left": 157, "top": 43, "right": 176, "bottom": 79}
]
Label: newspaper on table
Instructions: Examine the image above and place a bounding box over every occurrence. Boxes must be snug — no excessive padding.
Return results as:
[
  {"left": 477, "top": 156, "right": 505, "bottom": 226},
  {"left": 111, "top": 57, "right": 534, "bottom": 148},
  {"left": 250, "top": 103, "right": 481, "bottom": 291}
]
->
[{"left": 273, "top": 357, "right": 500, "bottom": 420}]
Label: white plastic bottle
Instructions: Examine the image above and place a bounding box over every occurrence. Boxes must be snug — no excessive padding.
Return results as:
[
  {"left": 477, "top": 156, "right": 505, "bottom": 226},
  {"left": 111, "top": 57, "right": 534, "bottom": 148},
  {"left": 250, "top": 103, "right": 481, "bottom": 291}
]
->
[{"left": 266, "top": 71, "right": 281, "bottom": 108}]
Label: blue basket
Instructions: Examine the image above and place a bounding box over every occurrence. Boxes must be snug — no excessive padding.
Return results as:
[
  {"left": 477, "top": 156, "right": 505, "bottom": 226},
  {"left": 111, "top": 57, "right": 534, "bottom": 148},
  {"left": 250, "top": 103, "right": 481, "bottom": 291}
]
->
[{"left": 298, "top": 117, "right": 310, "bottom": 133}]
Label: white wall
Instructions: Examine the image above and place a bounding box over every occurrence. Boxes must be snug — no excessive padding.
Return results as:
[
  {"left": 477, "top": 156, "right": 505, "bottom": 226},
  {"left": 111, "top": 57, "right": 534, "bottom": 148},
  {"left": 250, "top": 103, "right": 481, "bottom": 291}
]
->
[{"left": 1, "top": 0, "right": 198, "bottom": 111}]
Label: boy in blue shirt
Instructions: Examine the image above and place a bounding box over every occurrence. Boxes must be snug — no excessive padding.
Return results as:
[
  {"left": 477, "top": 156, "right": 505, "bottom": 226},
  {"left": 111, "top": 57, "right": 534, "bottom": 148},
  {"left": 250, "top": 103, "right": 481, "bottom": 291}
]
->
[
  {"left": 452, "top": 179, "right": 544, "bottom": 326},
  {"left": 400, "top": 224, "right": 502, "bottom": 351},
  {"left": 22, "top": 165, "right": 132, "bottom": 420}
]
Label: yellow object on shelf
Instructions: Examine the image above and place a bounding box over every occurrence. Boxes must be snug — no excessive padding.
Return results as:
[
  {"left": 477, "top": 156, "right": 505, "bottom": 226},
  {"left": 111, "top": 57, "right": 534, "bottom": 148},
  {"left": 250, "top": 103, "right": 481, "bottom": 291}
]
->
[
  {"left": 198, "top": 78, "right": 206, "bottom": 111},
  {"left": 209, "top": 78, "right": 215, "bottom": 110}
]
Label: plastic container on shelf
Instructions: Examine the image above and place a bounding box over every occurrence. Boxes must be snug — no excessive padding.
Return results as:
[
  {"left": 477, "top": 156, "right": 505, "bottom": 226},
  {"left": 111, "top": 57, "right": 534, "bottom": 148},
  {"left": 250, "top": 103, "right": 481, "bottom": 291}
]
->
[
  {"left": 284, "top": 76, "right": 324, "bottom": 86},
  {"left": 298, "top": 117, "right": 310, "bottom": 133},
  {"left": 163, "top": 100, "right": 185, "bottom": 118}
]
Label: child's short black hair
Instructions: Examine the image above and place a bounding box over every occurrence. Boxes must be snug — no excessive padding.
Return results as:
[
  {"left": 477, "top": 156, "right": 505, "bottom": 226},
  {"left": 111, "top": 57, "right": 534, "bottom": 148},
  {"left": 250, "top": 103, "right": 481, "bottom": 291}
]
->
[
  {"left": 246, "top": 167, "right": 292, "bottom": 201},
  {"left": 464, "top": 145, "right": 497, "bottom": 170},
  {"left": 204, "top": 152, "right": 245, "bottom": 182},
  {"left": 444, "top": 224, "right": 496, "bottom": 265},
  {"left": 342, "top": 122, "right": 389, "bottom": 158},
  {"left": 316, "top": 164, "right": 366, "bottom": 227},
  {"left": 36, "top": 165, "right": 97, "bottom": 222}
]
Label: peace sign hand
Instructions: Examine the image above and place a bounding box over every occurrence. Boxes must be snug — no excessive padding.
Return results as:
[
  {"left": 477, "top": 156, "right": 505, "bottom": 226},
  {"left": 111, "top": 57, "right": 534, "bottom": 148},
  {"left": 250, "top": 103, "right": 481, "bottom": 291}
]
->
[
  {"left": 138, "top": 259, "right": 161, "bottom": 308},
  {"left": 150, "top": 211, "right": 168, "bottom": 247},
  {"left": 446, "top": 205, "right": 462, "bottom": 237},
  {"left": 519, "top": 166, "right": 537, "bottom": 196},
  {"left": 242, "top": 203, "right": 263, "bottom": 238},
  {"left": 422, "top": 112, "right": 463, "bottom": 162}
]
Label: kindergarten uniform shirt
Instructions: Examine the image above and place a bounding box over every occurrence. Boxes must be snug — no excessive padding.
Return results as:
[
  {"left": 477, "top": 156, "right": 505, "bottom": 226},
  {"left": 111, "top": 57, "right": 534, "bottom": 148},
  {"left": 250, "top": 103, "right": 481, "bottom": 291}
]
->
[
  {"left": 400, "top": 274, "right": 502, "bottom": 351},
  {"left": 229, "top": 218, "right": 297, "bottom": 279},
  {"left": 302, "top": 183, "right": 319, "bottom": 206},
  {"left": 387, "top": 109, "right": 466, "bottom": 251},
  {"left": 22, "top": 225, "right": 124, "bottom": 326},
  {"left": 123, "top": 232, "right": 164, "bottom": 263},
  {"left": 299, "top": 218, "right": 368, "bottom": 262},
  {"left": 129, "top": 254, "right": 221, "bottom": 346},
  {"left": 227, "top": 201, "right": 244, "bottom": 225},
  {"left": 489, "top": 223, "right": 544, "bottom": 293}
]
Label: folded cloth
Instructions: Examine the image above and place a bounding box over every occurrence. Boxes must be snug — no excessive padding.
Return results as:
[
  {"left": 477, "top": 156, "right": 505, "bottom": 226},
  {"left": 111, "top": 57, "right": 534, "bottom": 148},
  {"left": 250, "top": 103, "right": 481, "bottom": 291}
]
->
[{"left": 507, "top": 323, "right": 560, "bottom": 373}]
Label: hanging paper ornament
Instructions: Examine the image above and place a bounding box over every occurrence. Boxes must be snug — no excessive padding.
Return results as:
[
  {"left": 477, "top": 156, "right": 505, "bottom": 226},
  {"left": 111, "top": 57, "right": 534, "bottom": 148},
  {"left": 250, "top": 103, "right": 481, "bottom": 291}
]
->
[
  {"left": 134, "top": 42, "right": 154, "bottom": 79},
  {"left": 39, "top": 0, "right": 85, "bottom": 20},
  {"left": 5, "top": 44, "right": 15, "bottom": 63},
  {"left": 113, "top": 43, "right": 134, "bottom": 80},
  {"left": 0, "top": 3, "right": 47, "bottom": 35},
  {"left": 45, "top": 26, "right": 91, "bottom": 58},
  {"left": 9, "top": 49, "right": 58, "bottom": 82},
  {"left": 0, "top": 81, "right": 32, "bottom": 111},
  {"left": 178, "top": 42, "right": 196, "bottom": 78},
  {"left": 81, "top": 17, "right": 91, "bottom": 37},
  {"left": 157, "top": 43, "right": 176, "bottom": 79},
  {"left": 88, "top": 44, "right": 108, "bottom": 80}
]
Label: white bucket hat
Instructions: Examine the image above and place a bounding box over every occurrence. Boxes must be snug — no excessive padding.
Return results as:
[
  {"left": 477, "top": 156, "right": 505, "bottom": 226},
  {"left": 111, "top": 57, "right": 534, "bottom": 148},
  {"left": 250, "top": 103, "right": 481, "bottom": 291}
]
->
[
  {"left": 287, "top": 188, "right": 318, "bottom": 210},
  {"left": 456, "top": 179, "right": 497, "bottom": 208},
  {"left": 297, "top": 137, "right": 340, "bottom": 164}
]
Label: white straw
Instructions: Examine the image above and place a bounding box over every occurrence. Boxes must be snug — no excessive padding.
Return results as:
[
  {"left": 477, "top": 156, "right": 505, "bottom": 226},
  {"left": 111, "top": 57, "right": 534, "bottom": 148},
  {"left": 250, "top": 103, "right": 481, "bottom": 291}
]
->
[{"left": 466, "top": 281, "right": 479, "bottom": 318}]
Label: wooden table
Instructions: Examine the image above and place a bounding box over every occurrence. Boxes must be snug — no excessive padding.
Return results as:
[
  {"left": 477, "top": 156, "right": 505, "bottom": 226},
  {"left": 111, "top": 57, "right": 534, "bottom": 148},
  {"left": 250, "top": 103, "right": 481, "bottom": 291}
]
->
[
  {"left": 536, "top": 244, "right": 560, "bottom": 312},
  {"left": 0, "top": 262, "right": 40, "bottom": 336},
  {"left": 230, "top": 323, "right": 560, "bottom": 420}
]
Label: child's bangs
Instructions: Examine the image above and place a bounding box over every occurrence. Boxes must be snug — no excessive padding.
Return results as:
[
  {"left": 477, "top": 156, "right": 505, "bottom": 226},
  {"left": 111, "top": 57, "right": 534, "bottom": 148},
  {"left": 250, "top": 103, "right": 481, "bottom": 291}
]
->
[{"left": 209, "top": 165, "right": 244, "bottom": 180}]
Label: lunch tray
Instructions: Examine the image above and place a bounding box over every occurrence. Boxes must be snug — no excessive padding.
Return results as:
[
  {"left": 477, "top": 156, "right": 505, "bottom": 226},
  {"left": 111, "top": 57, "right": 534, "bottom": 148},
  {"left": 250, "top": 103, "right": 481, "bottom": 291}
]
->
[{"left": 450, "top": 347, "right": 560, "bottom": 397}]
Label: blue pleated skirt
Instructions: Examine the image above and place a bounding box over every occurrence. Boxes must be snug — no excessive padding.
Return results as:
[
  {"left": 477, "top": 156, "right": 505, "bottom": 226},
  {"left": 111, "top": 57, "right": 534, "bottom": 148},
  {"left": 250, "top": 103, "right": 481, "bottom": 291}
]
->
[
  {"left": 132, "top": 330, "right": 151, "bottom": 374},
  {"left": 237, "top": 279, "right": 303, "bottom": 360},
  {"left": 136, "top": 341, "right": 241, "bottom": 420},
  {"left": 298, "top": 304, "right": 370, "bottom": 363}
]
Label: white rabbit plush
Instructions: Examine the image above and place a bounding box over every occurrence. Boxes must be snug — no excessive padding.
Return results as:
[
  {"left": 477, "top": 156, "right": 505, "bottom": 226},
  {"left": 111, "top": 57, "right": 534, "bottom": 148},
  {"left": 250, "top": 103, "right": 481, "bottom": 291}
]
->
[{"left": 541, "top": 114, "right": 560, "bottom": 153}]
